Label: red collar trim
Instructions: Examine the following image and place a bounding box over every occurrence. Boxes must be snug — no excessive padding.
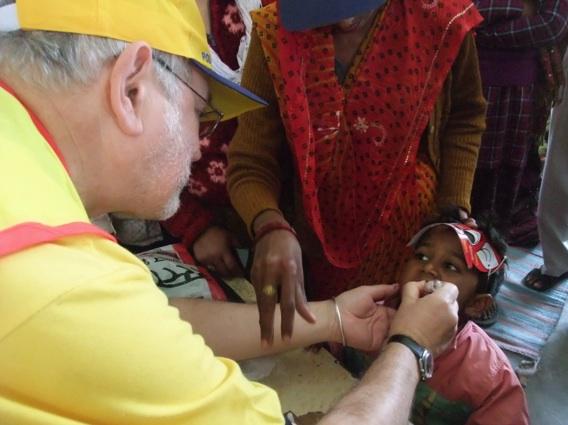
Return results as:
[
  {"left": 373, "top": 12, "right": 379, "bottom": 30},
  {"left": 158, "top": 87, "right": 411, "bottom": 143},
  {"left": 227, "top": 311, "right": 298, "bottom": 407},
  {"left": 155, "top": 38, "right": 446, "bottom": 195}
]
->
[
  {"left": 0, "top": 80, "right": 69, "bottom": 173},
  {"left": 0, "top": 222, "right": 117, "bottom": 258}
]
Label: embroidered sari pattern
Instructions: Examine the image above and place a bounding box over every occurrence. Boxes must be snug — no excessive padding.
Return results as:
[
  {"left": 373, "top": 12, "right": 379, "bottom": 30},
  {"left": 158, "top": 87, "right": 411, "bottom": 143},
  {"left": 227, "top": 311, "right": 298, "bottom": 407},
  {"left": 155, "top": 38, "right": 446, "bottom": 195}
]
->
[{"left": 253, "top": 0, "right": 482, "bottom": 269}]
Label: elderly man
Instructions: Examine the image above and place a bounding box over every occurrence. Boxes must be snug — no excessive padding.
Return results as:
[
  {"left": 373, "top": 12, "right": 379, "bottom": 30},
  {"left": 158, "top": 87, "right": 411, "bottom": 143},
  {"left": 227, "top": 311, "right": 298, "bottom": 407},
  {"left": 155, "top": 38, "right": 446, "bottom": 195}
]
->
[{"left": 0, "top": 1, "right": 458, "bottom": 424}]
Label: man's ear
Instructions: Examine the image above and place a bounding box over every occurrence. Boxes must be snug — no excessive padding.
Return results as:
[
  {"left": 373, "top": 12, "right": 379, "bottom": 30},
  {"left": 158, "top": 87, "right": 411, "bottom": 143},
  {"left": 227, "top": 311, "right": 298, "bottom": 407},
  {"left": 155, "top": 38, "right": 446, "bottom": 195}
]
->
[
  {"left": 108, "top": 41, "right": 154, "bottom": 136},
  {"left": 463, "top": 293, "right": 494, "bottom": 320}
]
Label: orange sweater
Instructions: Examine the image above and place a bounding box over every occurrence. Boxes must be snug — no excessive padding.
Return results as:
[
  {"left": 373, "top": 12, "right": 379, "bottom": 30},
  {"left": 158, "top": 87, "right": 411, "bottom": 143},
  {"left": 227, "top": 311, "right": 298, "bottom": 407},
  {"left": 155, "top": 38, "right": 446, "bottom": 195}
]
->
[{"left": 228, "top": 24, "right": 487, "bottom": 234}]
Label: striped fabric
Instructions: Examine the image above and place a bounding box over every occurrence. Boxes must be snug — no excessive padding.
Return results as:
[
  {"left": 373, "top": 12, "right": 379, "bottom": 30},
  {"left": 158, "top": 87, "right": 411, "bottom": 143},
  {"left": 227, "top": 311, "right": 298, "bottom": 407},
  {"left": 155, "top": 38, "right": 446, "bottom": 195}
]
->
[
  {"left": 486, "top": 245, "right": 568, "bottom": 374},
  {"left": 475, "top": 0, "right": 568, "bottom": 49},
  {"left": 470, "top": 84, "right": 539, "bottom": 226},
  {"left": 477, "top": 84, "right": 536, "bottom": 169}
]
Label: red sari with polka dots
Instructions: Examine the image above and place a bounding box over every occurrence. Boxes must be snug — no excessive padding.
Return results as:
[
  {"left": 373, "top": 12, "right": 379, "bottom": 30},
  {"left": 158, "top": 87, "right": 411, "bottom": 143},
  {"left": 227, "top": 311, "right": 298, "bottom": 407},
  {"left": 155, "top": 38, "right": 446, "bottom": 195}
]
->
[{"left": 252, "top": 0, "right": 482, "bottom": 297}]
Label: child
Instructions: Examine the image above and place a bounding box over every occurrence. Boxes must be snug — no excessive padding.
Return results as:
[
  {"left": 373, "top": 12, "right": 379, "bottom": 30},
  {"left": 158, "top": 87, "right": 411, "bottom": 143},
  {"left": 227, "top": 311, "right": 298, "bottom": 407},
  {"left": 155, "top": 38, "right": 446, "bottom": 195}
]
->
[{"left": 400, "top": 211, "right": 530, "bottom": 425}]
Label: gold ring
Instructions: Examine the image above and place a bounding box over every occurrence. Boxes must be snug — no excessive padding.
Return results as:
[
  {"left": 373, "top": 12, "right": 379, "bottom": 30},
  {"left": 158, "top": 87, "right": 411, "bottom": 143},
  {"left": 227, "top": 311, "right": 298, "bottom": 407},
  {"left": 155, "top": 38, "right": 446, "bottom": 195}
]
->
[{"left": 262, "top": 285, "right": 276, "bottom": 297}]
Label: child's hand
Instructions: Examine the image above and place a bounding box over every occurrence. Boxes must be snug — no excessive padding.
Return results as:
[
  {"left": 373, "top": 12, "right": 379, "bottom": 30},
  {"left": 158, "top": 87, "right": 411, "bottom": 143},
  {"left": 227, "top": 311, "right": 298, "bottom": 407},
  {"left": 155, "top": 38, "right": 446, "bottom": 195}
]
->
[{"left": 192, "top": 226, "right": 243, "bottom": 278}]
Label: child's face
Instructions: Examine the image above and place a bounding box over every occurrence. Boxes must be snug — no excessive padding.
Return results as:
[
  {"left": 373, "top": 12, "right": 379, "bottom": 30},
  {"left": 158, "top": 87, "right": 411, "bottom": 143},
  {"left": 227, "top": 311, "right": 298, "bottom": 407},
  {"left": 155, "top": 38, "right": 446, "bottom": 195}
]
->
[{"left": 400, "top": 226, "right": 480, "bottom": 308}]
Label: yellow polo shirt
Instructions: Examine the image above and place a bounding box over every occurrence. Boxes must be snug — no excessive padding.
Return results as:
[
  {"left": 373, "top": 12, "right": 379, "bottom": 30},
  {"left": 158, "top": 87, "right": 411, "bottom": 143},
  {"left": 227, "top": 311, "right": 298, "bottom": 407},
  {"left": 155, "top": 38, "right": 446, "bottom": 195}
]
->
[{"left": 0, "top": 84, "right": 283, "bottom": 424}]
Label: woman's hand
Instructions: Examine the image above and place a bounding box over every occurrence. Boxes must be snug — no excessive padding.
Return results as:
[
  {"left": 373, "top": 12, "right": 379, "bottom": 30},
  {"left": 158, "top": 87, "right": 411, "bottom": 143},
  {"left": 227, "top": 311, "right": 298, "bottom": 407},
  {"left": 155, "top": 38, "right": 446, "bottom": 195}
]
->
[
  {"left": 251, "top": 210, "right": 315, "bottom": 346},
  {"left": 252, "top": 227, "right": 314, "bottom": 345},
  {"left": 458, "top": 208, "right": 478, "bottom": 228},
  {"left": 333, "top": 285, "right": 399, "bottom": 352}
]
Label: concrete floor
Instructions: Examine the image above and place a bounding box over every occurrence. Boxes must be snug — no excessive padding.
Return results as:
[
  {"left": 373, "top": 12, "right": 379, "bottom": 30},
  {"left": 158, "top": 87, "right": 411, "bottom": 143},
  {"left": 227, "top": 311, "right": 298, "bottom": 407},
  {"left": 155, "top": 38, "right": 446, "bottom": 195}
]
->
[{"left": 526, "top": 297, "right": 568, "bottom": 424}]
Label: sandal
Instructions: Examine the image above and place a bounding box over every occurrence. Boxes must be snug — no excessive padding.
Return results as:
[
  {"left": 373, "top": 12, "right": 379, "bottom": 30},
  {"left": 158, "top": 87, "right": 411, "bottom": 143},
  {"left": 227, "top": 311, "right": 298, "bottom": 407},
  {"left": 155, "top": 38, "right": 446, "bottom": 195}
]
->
[{"left": 522, "top": 268, "right": 568, "bottom": 292}]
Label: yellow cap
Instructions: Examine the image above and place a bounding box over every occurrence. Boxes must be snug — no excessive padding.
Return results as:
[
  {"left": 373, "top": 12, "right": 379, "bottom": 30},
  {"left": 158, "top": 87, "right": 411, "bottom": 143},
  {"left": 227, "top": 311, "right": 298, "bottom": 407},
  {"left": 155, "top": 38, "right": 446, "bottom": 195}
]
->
[{"left": 2, "top": 0, "right": 267, "bottom": 120}]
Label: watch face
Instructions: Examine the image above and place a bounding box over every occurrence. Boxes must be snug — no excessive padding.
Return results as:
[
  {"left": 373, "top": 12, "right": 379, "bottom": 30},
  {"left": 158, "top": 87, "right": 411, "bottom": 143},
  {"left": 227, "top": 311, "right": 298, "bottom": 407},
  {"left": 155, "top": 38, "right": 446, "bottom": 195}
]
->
[{"left": 420, "top": 351, "right": 434, "bottom": 380}]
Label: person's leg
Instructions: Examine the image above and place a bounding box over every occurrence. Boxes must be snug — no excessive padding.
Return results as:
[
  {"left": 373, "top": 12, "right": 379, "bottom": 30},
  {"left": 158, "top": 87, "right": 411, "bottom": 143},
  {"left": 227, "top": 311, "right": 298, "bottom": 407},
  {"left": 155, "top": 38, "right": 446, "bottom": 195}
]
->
[
  {"left": 471, "top": 167, "right": 499, "bottom": 217},
  {"left": 505, "top": 142, "right": 541, "bottom": 247},
  {"left": 523, "top": 51, "right": 568, "bottom": 290},
  {"left": 472, "top": 86, "right": 507, "bottom": 217},
  {"left": 495, "top": 84, "right": 537, "bottom": 243}
]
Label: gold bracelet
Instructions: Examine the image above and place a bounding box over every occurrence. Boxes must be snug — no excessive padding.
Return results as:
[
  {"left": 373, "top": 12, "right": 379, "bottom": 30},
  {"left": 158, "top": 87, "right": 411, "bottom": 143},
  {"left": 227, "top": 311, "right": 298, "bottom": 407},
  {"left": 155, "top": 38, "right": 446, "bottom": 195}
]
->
[{"left": 333, "top": 297, "right": 346, "bottom": 347}]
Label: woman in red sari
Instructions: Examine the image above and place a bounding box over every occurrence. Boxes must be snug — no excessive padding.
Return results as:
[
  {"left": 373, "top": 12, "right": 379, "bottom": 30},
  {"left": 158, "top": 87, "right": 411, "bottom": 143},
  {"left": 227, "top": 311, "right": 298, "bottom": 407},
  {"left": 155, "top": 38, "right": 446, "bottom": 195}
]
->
[{"left": 228, "top": 0, "right": 487, "bottom": 343}]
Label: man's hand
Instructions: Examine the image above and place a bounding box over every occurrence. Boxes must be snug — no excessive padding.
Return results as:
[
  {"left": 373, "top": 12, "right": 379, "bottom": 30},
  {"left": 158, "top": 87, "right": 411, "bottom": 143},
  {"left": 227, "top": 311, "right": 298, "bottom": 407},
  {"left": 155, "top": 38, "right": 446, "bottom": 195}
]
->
[
  {"left": 333, "top": 285, "right": 399, "bottom": 352},
  {"left": 388, "top": 281, "right": 459, "bottom": 356},
  {"left": 251, "top": 210, "right": 315, "bottom": 345},
  {"left": 192, "top": 226, "right": 243, "bottom": 278}
]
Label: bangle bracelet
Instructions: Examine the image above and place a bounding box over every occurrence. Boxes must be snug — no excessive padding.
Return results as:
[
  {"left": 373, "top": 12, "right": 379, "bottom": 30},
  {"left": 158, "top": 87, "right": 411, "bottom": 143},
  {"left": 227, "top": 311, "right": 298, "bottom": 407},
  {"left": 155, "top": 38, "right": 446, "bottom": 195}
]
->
[
  {"left": 254, "top": 221, "right": 297, "bottom": 245},
  {"left": 333, "top": 297, "right": 346, "bottom": 347}
]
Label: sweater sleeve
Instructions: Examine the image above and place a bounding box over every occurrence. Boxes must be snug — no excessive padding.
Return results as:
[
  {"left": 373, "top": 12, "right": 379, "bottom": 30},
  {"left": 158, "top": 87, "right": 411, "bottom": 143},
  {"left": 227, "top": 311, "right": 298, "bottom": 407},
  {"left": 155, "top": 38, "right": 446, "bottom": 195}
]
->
[
  {"left": 227, "top": 29, "right": 288, "bottom": 233},
  {"left": 476, "top": 0, "right": 568, "bottom": 48},
  {"left": 436, "top": 33, "right": 487, "bottom": 213}
]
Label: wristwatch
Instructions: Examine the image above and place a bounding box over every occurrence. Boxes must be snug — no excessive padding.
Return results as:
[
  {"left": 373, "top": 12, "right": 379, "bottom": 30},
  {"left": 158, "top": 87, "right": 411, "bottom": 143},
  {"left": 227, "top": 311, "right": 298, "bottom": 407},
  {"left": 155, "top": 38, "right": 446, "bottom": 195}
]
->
[{"left": 388, "top": 334, "right": 434, "bottom": 381}]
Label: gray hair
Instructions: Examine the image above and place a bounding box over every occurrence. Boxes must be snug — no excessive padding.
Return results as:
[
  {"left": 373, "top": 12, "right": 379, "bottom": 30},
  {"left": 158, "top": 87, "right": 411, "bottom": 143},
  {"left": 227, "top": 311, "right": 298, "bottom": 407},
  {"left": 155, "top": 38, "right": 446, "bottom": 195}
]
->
[{"left": 0, "top": 0, "right": 186, "bottom": 99}]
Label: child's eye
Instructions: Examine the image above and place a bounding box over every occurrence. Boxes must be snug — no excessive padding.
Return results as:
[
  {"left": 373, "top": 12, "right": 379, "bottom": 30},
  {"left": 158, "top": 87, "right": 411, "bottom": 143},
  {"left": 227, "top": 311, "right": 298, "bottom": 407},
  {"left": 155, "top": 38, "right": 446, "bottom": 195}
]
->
[
  {"left": 415, "top": 253, "right": 429, "bottom": 262},
  {"left": 445, "top": 263, "right": 459, "bottom": 272}
]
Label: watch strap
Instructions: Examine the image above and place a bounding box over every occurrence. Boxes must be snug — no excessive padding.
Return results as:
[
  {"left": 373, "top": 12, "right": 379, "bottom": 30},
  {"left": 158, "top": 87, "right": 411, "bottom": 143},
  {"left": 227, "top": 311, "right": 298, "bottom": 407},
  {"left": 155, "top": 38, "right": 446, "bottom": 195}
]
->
[
  {"left": 388, "top": 334, "right": 432, "bottom": 381},
  {"left": 388, "top": 334, "right": 424, "bottom": 357}
]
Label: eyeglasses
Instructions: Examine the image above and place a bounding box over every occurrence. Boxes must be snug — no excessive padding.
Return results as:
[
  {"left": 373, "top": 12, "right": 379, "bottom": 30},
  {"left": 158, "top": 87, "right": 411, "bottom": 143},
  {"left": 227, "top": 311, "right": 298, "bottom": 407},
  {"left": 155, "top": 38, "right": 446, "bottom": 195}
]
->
[{"left": 155, "top": 57, "right": 224, "bottom": 139}]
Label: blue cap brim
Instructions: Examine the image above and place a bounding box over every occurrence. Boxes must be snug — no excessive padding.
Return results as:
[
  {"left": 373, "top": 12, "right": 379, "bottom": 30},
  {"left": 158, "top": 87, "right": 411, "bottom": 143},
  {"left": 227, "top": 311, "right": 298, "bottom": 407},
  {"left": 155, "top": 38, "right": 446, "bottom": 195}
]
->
[
  {"left": 190, "top": 60, "right": 268, "bottom": 121},
  {"left": 279, "top": 0, "right": 386, "bottom": 31}
]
